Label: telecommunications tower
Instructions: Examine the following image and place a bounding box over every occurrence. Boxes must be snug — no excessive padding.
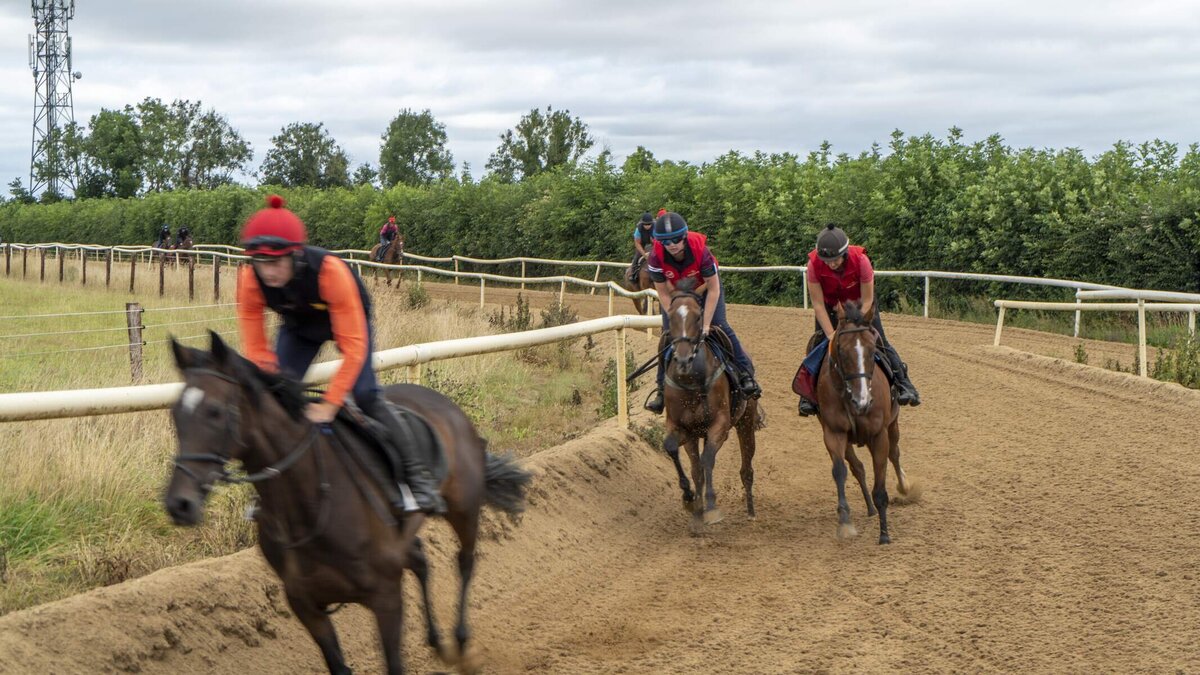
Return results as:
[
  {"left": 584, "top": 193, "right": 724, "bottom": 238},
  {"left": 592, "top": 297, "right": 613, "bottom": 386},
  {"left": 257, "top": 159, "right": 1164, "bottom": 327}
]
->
[{"left": 29, "top": 0, "right": 82, "bottom": 197}]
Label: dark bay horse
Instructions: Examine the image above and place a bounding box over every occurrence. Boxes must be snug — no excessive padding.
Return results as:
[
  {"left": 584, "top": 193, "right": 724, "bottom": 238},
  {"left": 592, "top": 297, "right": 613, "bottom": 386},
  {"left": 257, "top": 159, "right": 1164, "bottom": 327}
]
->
[
  {"left": 164, "top": 333, "right": 530, "bottom": 674},
  {"left": 174, "top": 234, "right": 194, "bottom": 268},
  {"left": 661, "top": 284, "right": 760, "bottom": 532},
  {"left": 814, "top": 302, "right": 914, "bottom": 544},
  {"left": 622, "top": 257, "right": 653, "bottom": 314},
  {"left": 371, "top": 235, "right": 405, "bottom": 286}
]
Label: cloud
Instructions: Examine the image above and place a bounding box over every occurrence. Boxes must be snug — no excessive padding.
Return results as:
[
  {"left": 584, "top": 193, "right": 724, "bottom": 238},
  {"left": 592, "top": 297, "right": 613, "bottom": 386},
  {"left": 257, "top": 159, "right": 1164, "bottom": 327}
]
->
[{"left": 3, "top": 0, "right": 1200, "bottom": 193}]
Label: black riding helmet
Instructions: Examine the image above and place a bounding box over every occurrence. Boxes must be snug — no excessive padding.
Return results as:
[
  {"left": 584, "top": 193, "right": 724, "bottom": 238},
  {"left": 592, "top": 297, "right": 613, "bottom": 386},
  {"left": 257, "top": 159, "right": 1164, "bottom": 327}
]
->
[
  {"left": 638, "top": 212, "right": 653, "bottom": 226},
  {"left": 653, "top": 211, "right": 689, "bottom": 241},
  {"left": 816, "top": 223, "right": 849, "bottom": 262}
]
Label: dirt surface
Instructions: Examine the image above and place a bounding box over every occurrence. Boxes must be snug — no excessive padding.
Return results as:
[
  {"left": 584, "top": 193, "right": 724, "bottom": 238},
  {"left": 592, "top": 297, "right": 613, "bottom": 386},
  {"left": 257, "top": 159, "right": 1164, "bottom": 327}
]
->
[{"left": 3, "top": 283, "right": 1199, "bottom": 674}]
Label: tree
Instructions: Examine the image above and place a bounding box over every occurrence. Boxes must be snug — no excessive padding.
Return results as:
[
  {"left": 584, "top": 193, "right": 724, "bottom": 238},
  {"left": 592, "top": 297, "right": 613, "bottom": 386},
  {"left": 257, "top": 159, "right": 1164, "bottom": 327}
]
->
[
  {"left": 622, "top": 145, "right": 658, "bottom": 174},
  {"left": 485, "top": 106, "right": 594, "bottom": 182},
  {"left": 378, "top": 109, "right": 453, "bottom": 187},
  {"left": 80, "top": 108, "right": 143, "bottom": 198},
  {"left": 259, "top": 122, "right": 350, "bottom": 188},
  {"left": 7, "top": 178, "right": 35, "bottom": 204},
  {"left": 136, "top": 98, "right": 252, "bottom": 191},
  {"left": 352, "top": 163, "right": 379, "bottom": 187}
]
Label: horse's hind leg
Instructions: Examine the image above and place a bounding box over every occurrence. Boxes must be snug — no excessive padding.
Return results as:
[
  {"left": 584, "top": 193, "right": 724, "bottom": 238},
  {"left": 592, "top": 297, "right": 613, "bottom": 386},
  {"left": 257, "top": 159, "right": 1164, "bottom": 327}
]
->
[
  {"left": 735, "top": 404, "right": 757, "bottom": 518},
  {"left": 409, "top": 537, "right": 449, "bottom": 663},
  {"left": 663, "top": 431, "right": 695, "bottom": 507},
  {"left": 888, "top": 417, "right": 914, "bottom": 497},
  {"left": 845, "top": 445, "right": 876, "bottom": 516},
  {"left": 287, "top": 593, "right": 353, "bottom": 675},
  {"left": 446, "top": 507, "right": 483, "bottom": 674},
  {"left": 869, "top": 431, "right": 892, "bottom": 545}
]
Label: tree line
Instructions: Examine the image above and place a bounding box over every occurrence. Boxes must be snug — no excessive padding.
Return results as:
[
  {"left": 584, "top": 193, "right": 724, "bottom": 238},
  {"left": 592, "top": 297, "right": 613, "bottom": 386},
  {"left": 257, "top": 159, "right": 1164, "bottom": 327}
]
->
[
  {"left": 12, "top": 101, "right": 591, "bottom": 202},
  {"left": 4, "top": 126, "right": 1199, "bottom": 307}
]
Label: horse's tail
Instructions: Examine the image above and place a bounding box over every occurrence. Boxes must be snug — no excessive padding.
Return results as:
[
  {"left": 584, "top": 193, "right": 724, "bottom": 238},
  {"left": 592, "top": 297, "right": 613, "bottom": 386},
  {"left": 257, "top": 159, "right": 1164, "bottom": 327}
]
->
[{"left": 482, "top": 450, "right": 532, "bottom": 514}]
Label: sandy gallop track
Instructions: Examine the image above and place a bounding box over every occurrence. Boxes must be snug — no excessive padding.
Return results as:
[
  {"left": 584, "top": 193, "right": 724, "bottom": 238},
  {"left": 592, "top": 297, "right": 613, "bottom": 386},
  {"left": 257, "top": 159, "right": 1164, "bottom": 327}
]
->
[{"left": 2, "top": 287, "right": 1199, "bottom": 674}]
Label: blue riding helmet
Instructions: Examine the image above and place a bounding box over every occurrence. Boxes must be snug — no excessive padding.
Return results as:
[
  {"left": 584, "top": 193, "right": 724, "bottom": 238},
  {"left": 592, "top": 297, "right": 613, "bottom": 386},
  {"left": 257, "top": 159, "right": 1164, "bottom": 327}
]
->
[{"left": 652, "top": 212, "right": 689, "bottom": 242}]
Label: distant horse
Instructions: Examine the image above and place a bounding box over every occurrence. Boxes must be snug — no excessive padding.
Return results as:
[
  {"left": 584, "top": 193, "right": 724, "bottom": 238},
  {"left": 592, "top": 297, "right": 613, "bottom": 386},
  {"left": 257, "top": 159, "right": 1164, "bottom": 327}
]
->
[
  {"left": 164, "top": 332, "right": 531, "bottom": 674},
  {"left": 660, "top": 281, "right": 761, "bottom": 532},
  {"left": 621, "top": 255, "right": 654, "bottom": 314},
  {"left": 174, "top": 234, "right": 194, "bottom": 268},
  {"left": 812, "top": 301, "right": 915, "bottom": 544},
  {"left": 370, "top": 234, "right": 405, "bottom": 286}
]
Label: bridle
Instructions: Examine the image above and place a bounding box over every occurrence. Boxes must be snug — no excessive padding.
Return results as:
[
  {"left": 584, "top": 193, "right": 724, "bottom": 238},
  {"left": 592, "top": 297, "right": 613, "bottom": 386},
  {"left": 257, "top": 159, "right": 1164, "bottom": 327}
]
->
[
  {"left": 828, "top": 322, "right": 877, "bottom": 430},
  {"left": 172, "top": 367, "right": 331, "bottom": 549},
  {"left": 664, "top": 293, "right": 724, "bottom": 393}
]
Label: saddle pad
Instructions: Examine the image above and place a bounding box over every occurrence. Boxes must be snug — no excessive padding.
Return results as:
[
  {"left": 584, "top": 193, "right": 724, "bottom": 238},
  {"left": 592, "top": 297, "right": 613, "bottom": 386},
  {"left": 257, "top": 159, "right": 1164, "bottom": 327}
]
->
[{"left": 337, "top": 401, "right": 449, "bottom": 486}]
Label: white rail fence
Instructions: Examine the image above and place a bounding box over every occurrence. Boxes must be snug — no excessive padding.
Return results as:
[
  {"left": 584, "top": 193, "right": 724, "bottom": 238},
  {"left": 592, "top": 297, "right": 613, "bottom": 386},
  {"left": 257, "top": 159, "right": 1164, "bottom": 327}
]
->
[
  {"left": 0, "top": 314, "right": 660, "bottom": 427},
  {"left": 3, "top": 242, "right": 1141, "bottom": 332}
]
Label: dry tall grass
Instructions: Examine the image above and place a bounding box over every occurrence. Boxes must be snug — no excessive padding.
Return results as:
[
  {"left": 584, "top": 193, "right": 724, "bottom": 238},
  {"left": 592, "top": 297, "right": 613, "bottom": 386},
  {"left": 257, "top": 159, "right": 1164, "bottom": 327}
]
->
[{"left": 0, "top": 253, "right": 609, "bottom": 613}]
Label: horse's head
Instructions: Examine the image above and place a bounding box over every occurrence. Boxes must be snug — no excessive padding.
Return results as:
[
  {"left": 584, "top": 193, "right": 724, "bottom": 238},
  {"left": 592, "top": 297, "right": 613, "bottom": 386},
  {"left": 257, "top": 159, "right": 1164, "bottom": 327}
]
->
[
  {"left": 667, "top": 278, "right": 708, "bottom": 385},
  {"left": 163, "top": 331, "right": 287, "bottom": 526},
  {"left": 831, "top": 301, "right": 878, "bottom": 415}
]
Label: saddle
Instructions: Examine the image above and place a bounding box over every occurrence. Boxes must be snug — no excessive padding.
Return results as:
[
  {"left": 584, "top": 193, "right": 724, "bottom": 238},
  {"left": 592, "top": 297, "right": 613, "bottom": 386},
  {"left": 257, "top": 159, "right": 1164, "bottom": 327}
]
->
[{"left": 333, "top": 400, "right": 448, "bottom": 509}]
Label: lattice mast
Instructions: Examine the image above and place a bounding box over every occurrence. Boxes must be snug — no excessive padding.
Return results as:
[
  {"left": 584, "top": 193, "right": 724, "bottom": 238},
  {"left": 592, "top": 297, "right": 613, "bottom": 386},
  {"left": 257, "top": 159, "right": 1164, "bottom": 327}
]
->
[{"left": 29, "top": 0, "right": 81, "bottom": 196}]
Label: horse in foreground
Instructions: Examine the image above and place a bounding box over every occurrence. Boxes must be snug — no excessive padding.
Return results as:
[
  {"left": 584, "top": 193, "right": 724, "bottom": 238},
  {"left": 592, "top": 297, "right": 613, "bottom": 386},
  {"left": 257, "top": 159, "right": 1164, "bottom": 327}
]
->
[
  {"left": 164, "top": 333, "right": 530, "bottom": 674},
  {"left": 660, "top": 285, "right": 760, "bottom": 532},
  {"left": 812, "top": 302, "right": 915, "bottom": 544},
  {"left": 370, "top": 234, "right": 405, "bottom": 286}
]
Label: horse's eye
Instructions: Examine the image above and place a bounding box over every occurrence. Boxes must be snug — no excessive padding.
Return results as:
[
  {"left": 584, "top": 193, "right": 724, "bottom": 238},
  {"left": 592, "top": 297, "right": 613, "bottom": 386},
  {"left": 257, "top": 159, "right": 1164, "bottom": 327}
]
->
[{"left": 204, "top": 406, "right": 223, "bottom": 421}]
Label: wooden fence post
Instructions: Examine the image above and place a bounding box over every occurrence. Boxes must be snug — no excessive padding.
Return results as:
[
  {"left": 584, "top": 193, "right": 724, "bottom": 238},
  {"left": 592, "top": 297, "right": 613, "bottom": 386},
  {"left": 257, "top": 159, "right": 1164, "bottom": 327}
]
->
[
  {"left": 188, "top": 257, "right": 195, "bottom": 301},
  {"left": 58, "top": 247, "right": 65, "bottom": 283},
  {"left": 159, "top": 252, "right": 166, "bottom": 297},
  {"left": 22, "top": 247, "right": 28, "bottom": 278},
  {"left": 591, "top": 264, "right": 601, "bottom": 295},
  {"left": 1137, "top": 299, "right": 1148, "bottom": 377},
  {"left": 129, "top": 253, "right": 137, "bottom": 293},
  {"left": 454, "top": 259, "right": 460, "bottom": 284},
  {"left": 105, "top": 249, "right": 112, "bottom": 287},
  {"left": 126, "top": 302, "right": 144, "bottom": 384},
  {"left": 81, "top": 249, "right": 87, "bottom": 285},
  {"left": 993, "top": 306, "right": 1006, "bottom": 347},
  {"left": 40, "top": 248, "right": 46, "bottom": 282},
  {"left": 213, "top": 256, "right": 221, "bottom": 301},
  {"left": 4, "top": 245, "right": 9, "bottom": 276}
]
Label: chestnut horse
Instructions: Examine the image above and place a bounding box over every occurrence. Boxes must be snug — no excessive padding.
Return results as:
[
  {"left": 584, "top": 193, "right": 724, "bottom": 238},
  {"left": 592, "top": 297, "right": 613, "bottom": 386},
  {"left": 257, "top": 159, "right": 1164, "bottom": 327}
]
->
[
  {"left": 164, "top": 333, "right": 530, "bottom": 674},
  {"left": 813, "top": 301, "right": 914, "bottom": 544},
  {"left": 622, "top": 257, "right": 654, "bottom": 314},
  {"left": 660, "top": 284, "right": 760, "bottom": 532},
  {"left": 370, "top": 235, "right": 405, "bottom": 286}
]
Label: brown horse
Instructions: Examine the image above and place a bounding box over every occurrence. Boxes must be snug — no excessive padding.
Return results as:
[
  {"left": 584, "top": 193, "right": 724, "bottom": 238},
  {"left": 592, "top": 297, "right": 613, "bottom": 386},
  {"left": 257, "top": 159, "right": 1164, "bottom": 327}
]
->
[
  {"left": 164, "top": 333, "right": 530, "bottom": 674},
  {"left": 622, "top": 256, "right": 654, "bottom": 314},
  {"left": 174, "top": 234, "right": 194, "bottom": 268},
  {"left": 813, "top": 301, "right": 914, "bottom": 544},
  {"left": 660, "top": 284, "right": 760, "bottom": 532},
  {"left": 370, "top": 235, "right": 405, "bottom": 286}
]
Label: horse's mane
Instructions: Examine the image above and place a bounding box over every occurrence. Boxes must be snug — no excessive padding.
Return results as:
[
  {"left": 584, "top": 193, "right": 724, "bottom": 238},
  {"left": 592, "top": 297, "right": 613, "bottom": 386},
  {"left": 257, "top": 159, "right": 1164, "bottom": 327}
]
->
[
  {"left": 671, "top": 277, "right": 703, "bottom": 306},
  {"left": 241, "top": 359, "right": 311, "bottom": 421}
]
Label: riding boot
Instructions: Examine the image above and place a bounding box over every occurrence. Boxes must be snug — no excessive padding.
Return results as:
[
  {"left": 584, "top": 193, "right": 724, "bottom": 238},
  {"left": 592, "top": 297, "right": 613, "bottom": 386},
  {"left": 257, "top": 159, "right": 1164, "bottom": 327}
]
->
[
  {"left": 798, "top": 398, "right": 819, "bottom": 417},
  {"left": 883, "top": 346, "right": 921, "bottom": 406},
  {"left": 366, "top": 400, "right": 447, "bottom": 514},
  {"left": 739, "top": 371, "right": 762, "bottom": 399},
  {"left": 645, "top": 387, "right": 665, "bottom": 414}
]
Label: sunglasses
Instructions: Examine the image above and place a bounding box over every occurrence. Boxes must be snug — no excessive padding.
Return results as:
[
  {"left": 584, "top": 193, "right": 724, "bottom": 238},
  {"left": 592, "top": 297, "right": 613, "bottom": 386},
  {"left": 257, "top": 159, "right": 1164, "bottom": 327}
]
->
[{"left": 661, "top": 235, "right": 686, "bottom": 246}]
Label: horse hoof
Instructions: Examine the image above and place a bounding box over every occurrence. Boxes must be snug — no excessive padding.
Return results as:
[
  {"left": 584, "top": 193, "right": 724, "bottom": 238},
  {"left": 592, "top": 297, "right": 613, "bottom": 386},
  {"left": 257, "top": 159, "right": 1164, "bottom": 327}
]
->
[
  {"left": 836, "top": 523, "right": 858, "bottom": 540},
  {"left": 703, "top": 508, "right": 724, "bottom": 525},
  {"left": 436, "top": 641, "right": 457, "bottom": 666},
  {"left": 878, "top": 533, "right": 892, "bottom": 545},
  {"left": 458, "top": 643, "right": 482, "bottom": 675},
  {"left": 681, "top": 495, "right": 696, "bottom": 511}
]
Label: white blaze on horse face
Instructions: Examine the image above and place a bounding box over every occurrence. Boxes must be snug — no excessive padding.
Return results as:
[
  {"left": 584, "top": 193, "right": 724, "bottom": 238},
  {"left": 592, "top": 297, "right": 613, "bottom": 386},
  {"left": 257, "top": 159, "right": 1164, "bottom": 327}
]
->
[
  {"left": 854, "top": 337, "right": 871, "bottom": 402},
  {"left": 181, "top": 386, "right": 205, "bottom": 414}
]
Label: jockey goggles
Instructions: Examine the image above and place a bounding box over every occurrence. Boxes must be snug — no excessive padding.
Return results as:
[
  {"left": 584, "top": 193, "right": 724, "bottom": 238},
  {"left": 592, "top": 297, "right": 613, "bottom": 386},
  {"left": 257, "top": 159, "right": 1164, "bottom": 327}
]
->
[
  {"left": 659, "top": 234, "right": 687, "bottom": 246},
  {"left": 245, "top": 235, "right": 301, "bottom": 259}
]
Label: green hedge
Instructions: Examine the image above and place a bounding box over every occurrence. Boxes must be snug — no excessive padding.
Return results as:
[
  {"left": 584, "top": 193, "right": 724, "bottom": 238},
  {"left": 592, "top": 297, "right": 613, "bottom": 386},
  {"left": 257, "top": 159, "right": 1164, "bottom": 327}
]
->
[{"left": 4, "top": 131, "right": 1200, "bottom": 307}]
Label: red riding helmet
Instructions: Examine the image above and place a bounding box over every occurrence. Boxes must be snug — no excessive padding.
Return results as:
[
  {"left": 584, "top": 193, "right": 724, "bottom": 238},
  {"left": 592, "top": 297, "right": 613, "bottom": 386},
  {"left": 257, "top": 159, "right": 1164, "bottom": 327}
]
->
[{"left": 241, "top": 195, "right": 307, "bottom": 257}]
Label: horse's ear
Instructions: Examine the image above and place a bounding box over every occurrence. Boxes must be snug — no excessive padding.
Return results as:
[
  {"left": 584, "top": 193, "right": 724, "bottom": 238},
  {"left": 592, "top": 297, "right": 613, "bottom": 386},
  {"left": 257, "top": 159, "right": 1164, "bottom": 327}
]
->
[
  {"left": 170, "top": 337, "right": 193, "bottom": 371},
  {"left": 834, "top": 303, "right": 846, "bottom": 320},
  {"left": 862, "top": 303, "right": 876, "bottom": 325},
  {"left": 209, "top": 330, "right": 231, "bottom": 365}
]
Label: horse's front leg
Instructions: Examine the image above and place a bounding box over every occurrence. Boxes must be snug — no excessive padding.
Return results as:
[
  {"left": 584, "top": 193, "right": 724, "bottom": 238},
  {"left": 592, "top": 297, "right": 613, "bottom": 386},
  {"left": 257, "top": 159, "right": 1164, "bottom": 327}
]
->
[
  {"left": 845, "top": 445, "right": 876, "bottom": 516},
  {"left": 663, "top": 430, "right": 694, "bottom": 507},
  {"left": 822, "top": 426, "right": 856, "bottom": 540},
  {"left": 868, "top": 430, "right": 893, "bottom": 545},
  {"left": 287, "top": 592, "right": 353, "bottom": 675},
  {"left": 701, "top": 420, "right": 731, "bottom": 525},
  {"left": 370, "top": 589, "right": 407, "bottom": 675},
  {"left": 684, "top": 437, "right": 705, "bottom": 532}
]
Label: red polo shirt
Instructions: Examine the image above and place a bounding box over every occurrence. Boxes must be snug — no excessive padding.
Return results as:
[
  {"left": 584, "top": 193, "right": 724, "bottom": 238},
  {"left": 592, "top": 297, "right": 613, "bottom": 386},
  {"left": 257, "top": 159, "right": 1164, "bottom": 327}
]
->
[{"left": 806, "top": 246, "right": 873, "bottom": 305}]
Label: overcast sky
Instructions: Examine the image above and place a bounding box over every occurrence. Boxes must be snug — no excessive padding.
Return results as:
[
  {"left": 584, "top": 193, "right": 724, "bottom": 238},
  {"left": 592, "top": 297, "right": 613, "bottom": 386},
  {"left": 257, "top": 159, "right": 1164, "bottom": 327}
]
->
[{"left": 2, "top": 0, "right": 1199, "bottom": 191}]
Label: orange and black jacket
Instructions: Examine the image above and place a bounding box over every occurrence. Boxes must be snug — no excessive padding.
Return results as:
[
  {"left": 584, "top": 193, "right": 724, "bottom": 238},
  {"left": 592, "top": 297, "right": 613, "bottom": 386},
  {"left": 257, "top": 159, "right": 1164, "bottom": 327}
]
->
[{"left": 237, "top": 246, "right": 372, "bottom": 407}]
